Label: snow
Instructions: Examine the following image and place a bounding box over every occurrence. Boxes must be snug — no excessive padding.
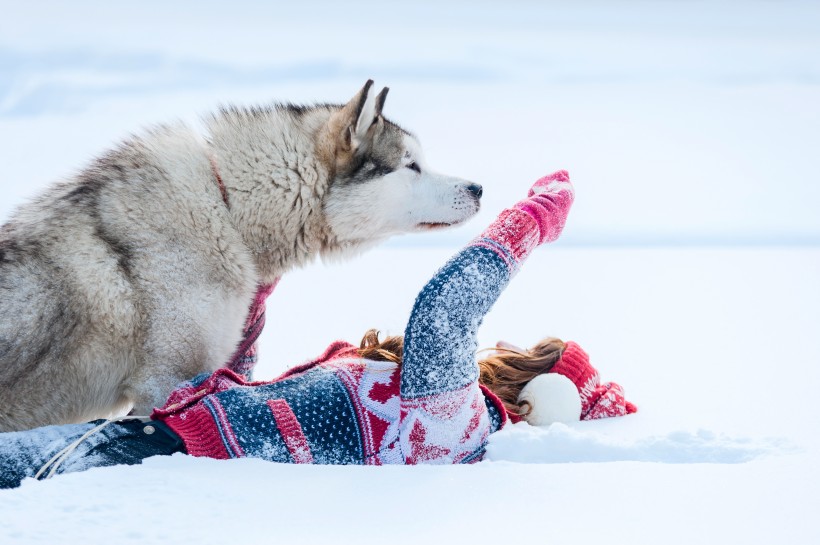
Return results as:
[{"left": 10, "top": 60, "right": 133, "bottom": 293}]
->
[
  {"left": 2, "top": 247, "right": 818, "bottom": 544},
  {"left": 2, "top": 1, "right": 820, "bottom": 543},
  {"left": 487, "top": 422, "right": 792, "bottom": 464}
]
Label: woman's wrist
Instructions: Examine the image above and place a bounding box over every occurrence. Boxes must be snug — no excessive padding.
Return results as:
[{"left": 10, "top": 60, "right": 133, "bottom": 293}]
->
[{"left": 474, "top": 208, "right": 541, "bottom": 268}]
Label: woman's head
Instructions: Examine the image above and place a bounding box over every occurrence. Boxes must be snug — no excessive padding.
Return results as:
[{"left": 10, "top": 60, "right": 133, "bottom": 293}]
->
[
  {"left": 477, "top": 338, "right": 566, "bottom": 416},
  {"left": 357, "top": 329, "right": 566, "bottom": 417}
]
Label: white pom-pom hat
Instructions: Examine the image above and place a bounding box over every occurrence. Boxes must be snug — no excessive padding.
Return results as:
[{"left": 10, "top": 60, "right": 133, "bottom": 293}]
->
[{"left": 517, "top": 373, "right": 581, "bottom": 426}]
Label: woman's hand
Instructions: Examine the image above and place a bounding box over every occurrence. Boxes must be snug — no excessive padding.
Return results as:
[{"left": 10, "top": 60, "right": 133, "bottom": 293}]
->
[{"left": 514, "top": 170, "right": 575, "bottom": 244}]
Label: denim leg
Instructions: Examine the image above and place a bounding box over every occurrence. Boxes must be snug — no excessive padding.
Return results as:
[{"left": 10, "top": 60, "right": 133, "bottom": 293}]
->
[{"left": 0, "top": 419, "right": 183, "bottom": 489}]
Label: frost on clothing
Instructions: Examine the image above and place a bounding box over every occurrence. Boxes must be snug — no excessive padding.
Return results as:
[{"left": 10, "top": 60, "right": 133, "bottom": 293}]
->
[
  {"left": 152, "top": 208, "right": 543, "bottom": 465},
  {"left": 0, "top": 420, "right": 182, "bottom": 488}
]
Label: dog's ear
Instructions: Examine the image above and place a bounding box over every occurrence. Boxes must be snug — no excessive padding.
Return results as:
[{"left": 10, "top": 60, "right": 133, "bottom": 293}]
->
[
  {"left": 374, "top": 86, "right": 389, "bottom": 117},
  {"left": 335, "top": 80, "right": 384, "bottom": 153}
]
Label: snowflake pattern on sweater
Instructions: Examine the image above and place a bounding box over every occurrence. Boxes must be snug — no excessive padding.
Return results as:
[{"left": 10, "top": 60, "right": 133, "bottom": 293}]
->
[{"left": 152, "top": 208, "right": 543, "bottom": 465}]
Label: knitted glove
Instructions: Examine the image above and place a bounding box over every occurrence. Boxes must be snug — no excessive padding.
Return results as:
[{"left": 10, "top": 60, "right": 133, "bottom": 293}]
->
[
  {"left": 473, "top": 170, "right": 574, "bottom": 269},
  {"left": 583, "top": 382, "right": 638, "bottom": 420},
  {"left": 513, "top": 169, "right": 574, "bottom": 245}
]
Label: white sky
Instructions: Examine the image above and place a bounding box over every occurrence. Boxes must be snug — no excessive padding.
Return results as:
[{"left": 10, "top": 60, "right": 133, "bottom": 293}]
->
[
  {"left": 1, "top": 0, "right": 819, "bottom": 245},
  {"left": 1, "top": 6, "right": 819, "bottom": 542}
]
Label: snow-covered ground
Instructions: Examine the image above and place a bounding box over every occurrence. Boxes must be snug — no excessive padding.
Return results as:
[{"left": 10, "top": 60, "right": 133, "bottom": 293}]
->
[
  {"left": 2, "top": 1, "right": 820, "bottom": 544},
  {"left": 2, "top": 247, "right": 818, "bottom": 544}
]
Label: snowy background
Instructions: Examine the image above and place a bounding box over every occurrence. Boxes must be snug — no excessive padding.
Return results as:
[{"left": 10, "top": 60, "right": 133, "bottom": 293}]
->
[{"left": 1, "top": 1, "right": 819, "bottom": 543}]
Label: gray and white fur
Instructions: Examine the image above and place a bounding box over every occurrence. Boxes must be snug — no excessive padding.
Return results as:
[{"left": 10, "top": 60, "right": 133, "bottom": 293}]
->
[{"left": 0, "top": 81, "right": 482, "bottom": 431}]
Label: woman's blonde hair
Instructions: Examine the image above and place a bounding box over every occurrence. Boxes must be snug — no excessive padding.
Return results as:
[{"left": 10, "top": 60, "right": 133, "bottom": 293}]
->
[{"left": 358, "top": 329, "right": 566, "bottom": 417}]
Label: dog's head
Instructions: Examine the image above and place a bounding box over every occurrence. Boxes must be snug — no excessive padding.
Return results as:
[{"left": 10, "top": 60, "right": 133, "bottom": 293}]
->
[{"left": 320, "top": 80, "right": 481, "bottom": 248}]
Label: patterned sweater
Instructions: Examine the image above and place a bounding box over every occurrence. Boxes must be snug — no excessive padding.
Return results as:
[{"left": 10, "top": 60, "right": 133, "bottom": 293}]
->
[{"left": 152, "top": 207, "right": 542, "bottom": 465}]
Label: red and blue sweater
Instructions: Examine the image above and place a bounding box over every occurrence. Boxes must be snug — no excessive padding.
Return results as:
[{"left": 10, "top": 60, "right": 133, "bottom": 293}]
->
[{"left": 151, "top": 207, "right": 542, "bottom": 465}]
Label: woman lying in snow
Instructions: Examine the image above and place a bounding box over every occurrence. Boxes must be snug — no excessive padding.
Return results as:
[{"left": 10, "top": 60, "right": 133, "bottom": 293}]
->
[{"left": 0, "top": 171, "right": 635, "bottom": 488}]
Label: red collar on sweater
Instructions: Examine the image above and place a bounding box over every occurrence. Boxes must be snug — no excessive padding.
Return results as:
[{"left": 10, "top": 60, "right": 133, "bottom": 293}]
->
[
  {"left": 479, "top": 383, "right": 520, "bottom": 426},
  {"left": 209, "top": 156, "right": 229, "bottom": 208}
]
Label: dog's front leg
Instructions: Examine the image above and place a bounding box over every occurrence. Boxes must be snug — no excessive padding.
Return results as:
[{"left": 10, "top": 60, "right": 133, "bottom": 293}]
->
[
  {"left": 126, "top": 321, "right": 220, "bottom": 414},
  {"left": 127, "top": 368, "right": 192, "bottom": 415}
]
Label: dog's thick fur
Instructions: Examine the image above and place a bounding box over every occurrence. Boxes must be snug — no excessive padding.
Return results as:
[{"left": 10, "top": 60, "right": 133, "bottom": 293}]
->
[{"left": 0, "top": 81, "right": 481, "bottom": 431}]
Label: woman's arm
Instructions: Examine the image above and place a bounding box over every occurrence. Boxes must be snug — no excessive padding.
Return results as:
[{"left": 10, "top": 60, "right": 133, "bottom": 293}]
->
[{"left": 399, "top": 171, "right": 574, "bottom": 463}]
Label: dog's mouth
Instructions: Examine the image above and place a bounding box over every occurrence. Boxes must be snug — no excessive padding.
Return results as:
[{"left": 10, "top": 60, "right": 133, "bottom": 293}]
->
[
  {"left": 416, "top": 210, "right": 478, "bottom": 231},
  {"left": 417, "top": 222, "right": 454, "bottom": 230},
  {"left": 416, "top": 218, "right": 474, "bottom": 230},
  {"left": 415, "top": 199, "right": 480, "bottom": 231}
]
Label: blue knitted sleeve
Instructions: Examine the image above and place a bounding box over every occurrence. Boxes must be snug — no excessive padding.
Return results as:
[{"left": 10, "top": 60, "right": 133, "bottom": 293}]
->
[
  {"left": 397, "top": 208, "right": 541, "bottom": 464},
  {"left": 401, "top": 245, "right": 510, "bottom": 398},
  {"left": 401, "top": 207, "right": 540, "bottom": 399},
  {"left": 396, "top": 208, "right": 544, "bottom": 463}
]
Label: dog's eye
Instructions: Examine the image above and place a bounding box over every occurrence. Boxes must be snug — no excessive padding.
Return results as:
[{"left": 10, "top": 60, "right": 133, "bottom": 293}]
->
[{"left": 406, "top": 162, "right": 421, "bottom": 173}]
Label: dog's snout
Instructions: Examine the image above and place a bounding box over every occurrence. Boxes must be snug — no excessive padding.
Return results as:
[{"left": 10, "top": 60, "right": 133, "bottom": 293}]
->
[{"left": 465, "top": 183, "right": 483, "bottom": 199}]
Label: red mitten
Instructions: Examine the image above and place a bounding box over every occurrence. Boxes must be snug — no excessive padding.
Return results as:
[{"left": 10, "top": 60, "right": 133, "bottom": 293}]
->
[
  {"left": 583, "top": 382, "right": 638, "bottom": 420},
  {"left": 514, "top": 170, "right": 574, "bottom": 245},
  {"left": 474, "top": 170, "right": 574, "bottom": 268}
]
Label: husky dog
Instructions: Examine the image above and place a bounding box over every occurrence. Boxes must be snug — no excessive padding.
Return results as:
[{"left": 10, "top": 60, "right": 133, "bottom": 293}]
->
[{"left": 0, "top": 81, "right": 482, "bottom": 431}]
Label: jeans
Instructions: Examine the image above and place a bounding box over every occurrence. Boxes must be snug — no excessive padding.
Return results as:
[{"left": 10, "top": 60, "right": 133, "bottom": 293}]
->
[{"left": 0, "top": 419, "right": 184, "bottom": 489}]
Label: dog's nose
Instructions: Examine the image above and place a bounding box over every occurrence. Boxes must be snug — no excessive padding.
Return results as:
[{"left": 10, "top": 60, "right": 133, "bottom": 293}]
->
[{"left": 465, "top": 183, "right": 483, "bottom": 199}]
